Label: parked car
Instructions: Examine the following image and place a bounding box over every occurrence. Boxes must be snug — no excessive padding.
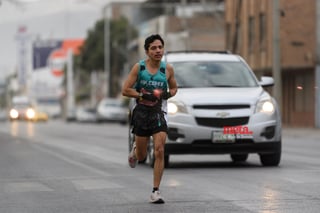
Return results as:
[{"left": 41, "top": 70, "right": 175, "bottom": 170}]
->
[
  {"left": 66, "top": 108, "right": 77, "bottom": 122},
  {"left": 76, "top": 107, "right": 97, "bottom": 123},
  {"left": 128, "top": 51, "right": 282, "bottom": 167},
  {"left": 96, "top": 98, "right": 128, "bottom": 124}
]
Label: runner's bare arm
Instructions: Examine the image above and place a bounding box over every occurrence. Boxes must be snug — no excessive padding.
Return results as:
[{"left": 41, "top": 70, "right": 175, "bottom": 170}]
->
[{"left": 166, "top": 64, "right": 178, "bottom": 97}]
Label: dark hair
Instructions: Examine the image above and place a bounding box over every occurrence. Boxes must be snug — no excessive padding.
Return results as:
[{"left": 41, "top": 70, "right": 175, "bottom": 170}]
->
[{"left": 144, "top": 34, "right": 164, "bottom": 51}]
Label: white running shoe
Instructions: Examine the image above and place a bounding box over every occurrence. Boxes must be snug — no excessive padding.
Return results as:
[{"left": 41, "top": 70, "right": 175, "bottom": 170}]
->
[
  {"left": 128, "top": 142, "right": 137, "bottom": 168},
  {"left": 150, "top": 190, "right": 165, "bottom": 204}
]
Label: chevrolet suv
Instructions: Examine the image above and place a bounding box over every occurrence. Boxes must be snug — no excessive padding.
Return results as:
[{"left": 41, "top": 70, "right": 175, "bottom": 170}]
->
[{"left": 128, "top": 51, "right": 282, "bottom": 167}]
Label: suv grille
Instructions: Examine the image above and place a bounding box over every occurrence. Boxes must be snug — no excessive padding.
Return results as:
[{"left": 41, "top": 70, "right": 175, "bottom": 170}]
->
[
  {"left": 193, "top": 104, "right": 250, "bottom": 110},
  {"left": 195, "top": 117, "right": 249, "bottom": 128}
]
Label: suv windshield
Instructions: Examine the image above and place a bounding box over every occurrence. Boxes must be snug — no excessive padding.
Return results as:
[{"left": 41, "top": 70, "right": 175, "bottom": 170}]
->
[
  {"left": 13, "top": 104, "right": 32, "bottom": 109},
  {"left": 172, "top": 61, "right": 258, "bottom": 88}
]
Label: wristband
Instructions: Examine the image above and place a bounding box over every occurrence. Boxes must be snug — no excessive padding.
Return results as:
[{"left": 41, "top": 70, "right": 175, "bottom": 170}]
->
[{"left": 162, "top": 91, "right": 172, "bottom": 100}]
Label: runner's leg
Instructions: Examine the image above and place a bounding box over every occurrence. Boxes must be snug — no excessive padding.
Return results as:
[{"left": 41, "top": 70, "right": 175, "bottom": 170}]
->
[
  {"left": 152, "top": 131, "right": 166, "bottom": 188},
  {"left": 135, "top": 135, "right": 149, "bottom": 161}
]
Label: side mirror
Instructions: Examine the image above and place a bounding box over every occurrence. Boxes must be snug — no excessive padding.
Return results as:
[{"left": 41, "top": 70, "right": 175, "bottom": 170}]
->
[{"left": 259, "top": 76, "right": 274, "bottom": 87}]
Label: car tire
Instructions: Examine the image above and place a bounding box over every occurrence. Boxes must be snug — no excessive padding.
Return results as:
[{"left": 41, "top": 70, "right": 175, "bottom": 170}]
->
[
  {"left": 128, "top": 125, "right": 134, "bottom": 153},
  {"left": 148, "top": 143, "right": 155, "bottom": 168},
  {"left": 164, "top": 155, "right": 170, "bottom": 168},
  {"left": 259, "top": 152, "right": 281, "bottom": 166},
  {"left": 259, "top": 141, "right": 281, "bottom": 166},
  {"left": 231, "top": 154, "right": 248, "bottom": 163},
  {"left": 120, "top": 120, "right": 127, "bottom": 125}
]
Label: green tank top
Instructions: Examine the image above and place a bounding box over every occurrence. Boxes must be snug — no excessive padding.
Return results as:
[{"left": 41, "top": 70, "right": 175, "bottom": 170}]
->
[{"left": 135, "top": 59, "right": 168, "bottom": 93}]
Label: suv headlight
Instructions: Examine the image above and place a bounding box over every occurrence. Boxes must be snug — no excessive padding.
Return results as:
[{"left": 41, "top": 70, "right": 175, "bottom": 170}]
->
[
  {"left": 26, "top": 108, "right": 35, "bottom": 119},
  {"left": 168, "top": 100, "right": 188, "bottom": 114},
  {"left": 10, "top": 109, "right": 19, "bottom": 119},
  {"left": 255, "top": 99, "right": 275, "bottom": 114}
]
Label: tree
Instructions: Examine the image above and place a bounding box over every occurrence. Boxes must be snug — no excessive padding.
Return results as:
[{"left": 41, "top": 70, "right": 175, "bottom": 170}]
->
[
  {"left": 76, "top": 16, "right": 137, "bottom": 98},
  {"left": 78, "top": 19, "right": 105, "bottom": 72}
]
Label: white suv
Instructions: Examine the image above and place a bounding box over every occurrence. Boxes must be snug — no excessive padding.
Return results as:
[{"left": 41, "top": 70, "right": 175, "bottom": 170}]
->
[{"left": 129, "top": 51, "right": 282, "bottom": 167}]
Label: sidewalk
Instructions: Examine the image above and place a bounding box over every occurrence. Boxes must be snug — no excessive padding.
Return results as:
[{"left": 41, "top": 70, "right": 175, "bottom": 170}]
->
[{"left": 282, "top": 127, "right": 320, "bottom": 139}]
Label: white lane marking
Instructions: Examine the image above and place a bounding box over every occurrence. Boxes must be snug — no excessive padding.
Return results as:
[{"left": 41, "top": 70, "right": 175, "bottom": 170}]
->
[
  {"left": 72, "top": 179, "right": 123, "bottom": 190},
  {"left": 4, "top": 182, "right": 53, "bottom": 193}
]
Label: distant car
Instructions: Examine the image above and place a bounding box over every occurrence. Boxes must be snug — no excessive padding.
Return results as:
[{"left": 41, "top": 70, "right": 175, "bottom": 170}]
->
[
  {"left": 66, "top": 108, "right": 77, "bottom": 122},
  {"left": 96, "top": 98, "right": 128, "bottom": 124},
  {"left": 76, "top": 107, "right": 97, "bottom": 123},
  {"left": 32, "top": 110, "right": 49, "bottom": 122},
  {"left": 128, "top": 51, "right": 282, "bottom": 168},
  {"left": 9, "top": 104, "right": 35, "bottom": 121}
]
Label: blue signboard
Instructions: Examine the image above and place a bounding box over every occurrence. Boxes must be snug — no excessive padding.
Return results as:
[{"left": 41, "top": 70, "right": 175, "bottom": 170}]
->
[{"left": 32, "top": 39, "right": 62, "bottom": 70}]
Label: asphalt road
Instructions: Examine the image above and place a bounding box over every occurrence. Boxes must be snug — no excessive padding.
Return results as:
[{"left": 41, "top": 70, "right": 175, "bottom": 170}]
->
[{"left": 0, "top": 120, "right": 319, "bottom": 213}]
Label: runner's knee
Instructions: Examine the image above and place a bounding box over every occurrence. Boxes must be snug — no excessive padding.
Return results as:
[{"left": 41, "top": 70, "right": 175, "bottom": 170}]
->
[{"left": 154, "top": 144, "right": 164, "bottom": 158}]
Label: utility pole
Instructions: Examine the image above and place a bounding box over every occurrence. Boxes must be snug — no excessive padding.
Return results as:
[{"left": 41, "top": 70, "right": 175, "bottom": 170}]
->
[
  {"left": 272, "top": 0, "right": 282, "bottom": 114},
  {"left": 90, "top": 71, "right": 98, "bottom": 107},
  {"left": 15, "top": 25, "right": 29, "bottom": 95},
  {"left": 103, "top": 4, "right": 111, "bottom": 98},
  {"left": 66, "top": 49, "right": 75, "bottom": 117},
  {"left": 315, "top": 0, "right": 320, "bottom": 128}
]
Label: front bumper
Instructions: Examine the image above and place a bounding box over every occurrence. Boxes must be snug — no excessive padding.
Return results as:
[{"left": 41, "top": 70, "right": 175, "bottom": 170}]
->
[
  {"left": 10, "top": 114, "right": 31, "bottom": 121},
  {"left": 165, "top": 111, "right": 282, "bottom": 155},
  {"left": 165, "top": 140, "right": 281, "bottom": 155}
]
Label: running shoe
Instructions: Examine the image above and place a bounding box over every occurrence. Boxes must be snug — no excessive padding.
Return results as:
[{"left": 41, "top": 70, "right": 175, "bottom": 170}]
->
[
  {"left": 150, "top": 190, "right": 165, "bottom": 204},
  {"left": 128, "top": 142, "right": 137, "bottom": 168}
]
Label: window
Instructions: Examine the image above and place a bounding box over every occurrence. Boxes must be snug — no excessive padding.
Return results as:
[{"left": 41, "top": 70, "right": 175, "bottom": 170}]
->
[
  {"left": 259, "top": 13, "right": 266, "bottom": 51},
  {"left": 294, "top": 73, "right": 314, "bottom": 112},
  {"left": 248, "top": 16, "right": 255, "bottom": 54},
  {"left": 226, "top": 23, "right": 232, "bottom": 51},
  {"left": 172, "top": 61, "right": 258, "bottom": 88}
]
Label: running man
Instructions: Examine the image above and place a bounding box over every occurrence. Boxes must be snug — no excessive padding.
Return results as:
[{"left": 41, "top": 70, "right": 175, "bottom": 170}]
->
[{"left": 122, "top": 34, "right": 178, "bottom": 204}]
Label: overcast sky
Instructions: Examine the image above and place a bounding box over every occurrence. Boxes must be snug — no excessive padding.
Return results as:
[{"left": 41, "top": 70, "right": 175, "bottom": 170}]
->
[{"left": 0, "top": 0, "right": 114, "bottom": 81}]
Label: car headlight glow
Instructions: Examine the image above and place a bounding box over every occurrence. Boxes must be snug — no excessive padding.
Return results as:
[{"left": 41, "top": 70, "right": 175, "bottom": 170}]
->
[
  {"left": 9, "top": 109, "right": 19, "bottom": 119},
  {"left": 168, "top": 101, "right": 188, "bottom": 114},
  {"left": 168, "top": 102, "right": 178, "bottom": 114},
  {"left": 26, "top": 108, "right": 35, "bottom": 119},
  {"left": 256, "top": 99, "right": 275, "bottom": 114}
]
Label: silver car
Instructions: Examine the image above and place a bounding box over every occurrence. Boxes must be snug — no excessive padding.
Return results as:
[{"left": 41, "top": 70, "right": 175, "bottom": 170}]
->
[
  {"left": 129, "top": 51, "right": 281, "bottom": 167},
  {"left": 96, "top": 98, "right": 128, "bottom": 124},
  {"left": 76, "top": 107, "right": 97, "bottom": 123}
]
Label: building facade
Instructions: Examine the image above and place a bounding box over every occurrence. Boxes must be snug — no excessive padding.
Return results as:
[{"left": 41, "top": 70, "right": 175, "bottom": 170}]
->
[{"left": 225, "top": 0, "right": 317, "bottom": 127}]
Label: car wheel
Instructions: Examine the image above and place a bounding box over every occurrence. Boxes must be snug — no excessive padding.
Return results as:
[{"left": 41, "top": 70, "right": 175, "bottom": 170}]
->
[
  {"left": 230, "top": 154, "right": 248, "bottom": 163},
  {"left": 164, "top": 155, "right": 170, "bottom": 168},
  {"left": 128, "top": 125, "right": 134, "bottom": 152},
  {"left": 148, "top": 141, "right": 155, "bottom": 168},
  {"left": 120, "top": 120, "right": 127, "bottom": 125},
  {"left": 259, "top": 141, "right": 281, "bottom": 166},
  {"left": 259, "top": 152, "right": 281, "bottom": 166}
]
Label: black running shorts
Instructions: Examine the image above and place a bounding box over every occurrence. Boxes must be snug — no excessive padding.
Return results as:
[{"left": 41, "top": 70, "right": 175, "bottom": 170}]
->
[{"left": 131, "top": 104, "right": 167, "bottom": 137}]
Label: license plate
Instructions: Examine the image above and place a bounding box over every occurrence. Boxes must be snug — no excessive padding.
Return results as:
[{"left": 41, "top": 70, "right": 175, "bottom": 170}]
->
[{"left": 212, "top": 131, "right": 235, "bottom": 143}]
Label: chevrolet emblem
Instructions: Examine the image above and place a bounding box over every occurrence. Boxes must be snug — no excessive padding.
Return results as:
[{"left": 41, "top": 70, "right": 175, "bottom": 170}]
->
[{"left": 216, "top": 112, "right": 230, "bottom": 118}]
